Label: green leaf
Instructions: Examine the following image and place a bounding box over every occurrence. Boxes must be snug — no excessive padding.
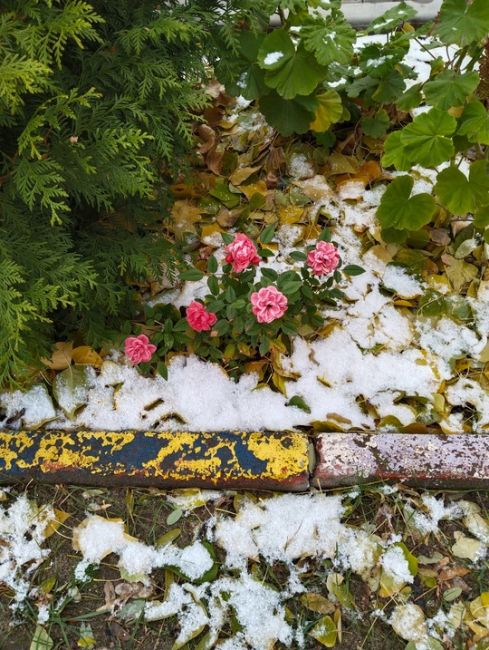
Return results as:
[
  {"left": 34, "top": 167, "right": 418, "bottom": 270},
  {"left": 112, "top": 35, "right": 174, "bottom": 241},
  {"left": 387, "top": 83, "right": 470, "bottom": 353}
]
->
[
  {"left": 53, "top": 366, "right": 91, "bottom": 419},
  {"left": 396, "top": 83, "right": 423, "bottom": 112},
  {"left": 221, "top": 232, "right": 234, "bottom": 245},
  {"left": 381, "top": 131, "right": 412, "bottom": 171},
  {"left": 372, "top": 69, "right": 405, "bottom": 104},
  {"left": 343, "top": 264, "right": 365, "bottom": 276},
  {"left": 377, "top": 176, "right": 437, "bottom": 231},
  {"left": 287, "top": 395, "right": 311, "bottom": 413},
  {"left": 436, "top": 0, "right": 489, "bottom": 47},
  {"left": 207, "top": 256, "right": 218, "bottom": 273},
  {"left": 361, "top": 109, "right": 390, "bottom": 138},
  {"left": 319, "top": 227, "right": 331, "bottom": 242},
  {"left": 308, "top": 615, "right": 337, "bottom": 647},
  {"left": 301, "top": 18, "right": 355, "bottom": 66},
  {"left": 180, "top": 269, "right": 205, "bottom": 281},
  {"left": 457, "top": 101, "right": 489, "bottom": 145},
  {"left": 400, "top": 108, "right": 457, "bottom": 168},
  {"left": 30, "top": 627, "right": 53, "bottom": 650},
  {"left": 261, "top": 224, "right": 276, "bottom": 243},
  {"left": 257, "top": 29, "right": 295, "bottom": 71},
  {"left": 424, "top": 71, "right": 479, "bottom": 110},
  {"left": 310, "top": 90, "right": 343, "bottom": 132},
  {"left": 166, "top": 508, "right": 183, "bottom": 526},
  {"left": 209, "top": 179, "right": 240, "bottom": 208},
  {"left": 475, "top": 205, "right": 489, "bottom": 229},
  {"left": 207, "top": 275, "right": 219, "bottom": 295},
  {"left": 259, "top": 92, "right": 317, "bottom": 136},
  {"left": 435, "top": 161, "right": 489, "bottom": 215},
  {"left": 263, "top": 43, "right": 326, "bottom": 100},
  {"left": 367, "top": 1, "right": 417, "bottom": 33}
]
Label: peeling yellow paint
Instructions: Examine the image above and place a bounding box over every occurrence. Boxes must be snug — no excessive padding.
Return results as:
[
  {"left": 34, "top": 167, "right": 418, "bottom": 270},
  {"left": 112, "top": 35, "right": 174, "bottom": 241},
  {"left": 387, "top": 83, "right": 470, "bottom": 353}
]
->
[{"left": 0, "top": 430, "right": 309, "bottom": 486}]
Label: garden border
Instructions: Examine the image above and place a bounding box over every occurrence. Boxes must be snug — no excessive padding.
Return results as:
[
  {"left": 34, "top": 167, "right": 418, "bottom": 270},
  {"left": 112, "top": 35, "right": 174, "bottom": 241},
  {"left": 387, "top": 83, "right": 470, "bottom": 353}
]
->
[{"left": 0, "top": 430, "right": 488, "bottom": 490}]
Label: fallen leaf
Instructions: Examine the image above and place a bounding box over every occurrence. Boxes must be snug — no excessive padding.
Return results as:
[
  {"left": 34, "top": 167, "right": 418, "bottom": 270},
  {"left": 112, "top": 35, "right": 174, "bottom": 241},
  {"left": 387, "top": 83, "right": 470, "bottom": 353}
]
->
[
  {"left": 71, "top": 346, "right": 103, "bottom": 368},
  {"left": 41, "top": 342, "right": 73, "bottom": 370}
]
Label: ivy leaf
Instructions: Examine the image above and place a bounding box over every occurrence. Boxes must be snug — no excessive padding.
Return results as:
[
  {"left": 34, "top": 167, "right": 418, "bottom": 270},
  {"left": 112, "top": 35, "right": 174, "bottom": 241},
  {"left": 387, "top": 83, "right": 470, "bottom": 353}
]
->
[
  {"left": 309, "top": 90, "right": 343, "bottom": 132},
  {"left": 300, "top": 18, "right": 355, "bottom": 66},
  {"left": 361, "top": 109, "right": 390, "bottom": 138},
  {"left": 381, "top": 131, "right": 412, "bottom": 171},
  {"left": 259, "top": 92, "right": 317, "bottom": 136},
  {"left": 424, "top": 70, "right": 480, "bottom": 110},
  {"left": 400, "top": 108, "right": 456, "bottom": 168},
  {"left": 367, "top": 1, "right": 417, "bottom": 33},
  {"left": 436, "top": 0, "right": 489, "bottom": 47},
  {"left": 263, "top": 43, "right": 326, "bottom": 100},
  {"left": 377, "top": 175, "right": 437, "bottom": 231},
  {"left": 435, "top": 161, "right": 489, "bottom": 216},
  {"left": 457, "top": 101, "right": 489, "bottom": 145}
]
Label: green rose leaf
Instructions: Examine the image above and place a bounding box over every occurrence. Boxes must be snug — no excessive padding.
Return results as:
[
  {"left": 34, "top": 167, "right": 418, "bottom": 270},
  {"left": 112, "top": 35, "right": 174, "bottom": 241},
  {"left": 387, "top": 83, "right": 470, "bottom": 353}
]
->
[
  {"left": 263, "top": 43, "right": 326, "bottom": 100},
  {"left": 400, "top": 108, "right": 457, "bottom": 167},
  {"left": 436, "top": 0, "right": 489, "bottom": 47},
  {"left": 377, "top": 175, "right": 437, "bottom": 231},
  {"left": 424, "top": 70, "right": 480, "bottom": 110},
  {"left": 259, "top": 92, "right": 317, "bottom": 136},
  {"left": 381, "top": 130, "right": 413, "bottom": 171},
  {"left": 435, "top": 161, "right": 489, "bottom": 216},
  {"left": 300, "top": 17, "right": 355, "bottom": 66},
  {"left": 457, "top": 101, "right": 489, "bottom": 145},
  {"left": 309, "top": 89, "right": 343, "bottom": 132}
]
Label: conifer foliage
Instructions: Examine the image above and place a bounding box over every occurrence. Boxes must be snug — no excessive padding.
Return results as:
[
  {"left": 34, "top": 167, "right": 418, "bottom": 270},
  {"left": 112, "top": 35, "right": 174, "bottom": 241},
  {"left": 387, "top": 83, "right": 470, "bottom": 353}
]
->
[{"left": 0, "top": 0, "right": 266, "bottom": 386}]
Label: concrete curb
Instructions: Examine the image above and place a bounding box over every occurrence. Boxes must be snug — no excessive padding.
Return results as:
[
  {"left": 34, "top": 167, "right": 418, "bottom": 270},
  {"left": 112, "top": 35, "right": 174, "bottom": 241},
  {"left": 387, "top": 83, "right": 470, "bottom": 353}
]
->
[
  {"left": 313, "top": 433, "right": 489, "bottom": 489},
  {"left": 0, "top": 430, "right": 488, "bottom": 490}
]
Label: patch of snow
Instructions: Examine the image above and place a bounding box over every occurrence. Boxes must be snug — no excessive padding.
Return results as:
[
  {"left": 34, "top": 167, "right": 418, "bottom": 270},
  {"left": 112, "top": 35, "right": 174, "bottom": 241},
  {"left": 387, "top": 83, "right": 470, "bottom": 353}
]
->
[
  {"left": 264, "top": 51, "right": 284, "bottom": 65},
  {"left": 382, "top": 265, "right": 423, "bottom": 298}
]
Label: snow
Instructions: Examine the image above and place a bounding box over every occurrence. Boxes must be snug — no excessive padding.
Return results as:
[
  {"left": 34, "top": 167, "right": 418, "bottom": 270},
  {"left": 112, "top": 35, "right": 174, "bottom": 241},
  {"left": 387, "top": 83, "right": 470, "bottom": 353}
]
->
[
  {"left": 288, "top": 153, "right": 315, "bottom": 180},
  {"left": 409, "top": 495, "right": 461, "bottom": 535},
  {"left": 381, "top": 546, "right": 413, "bottom": 584},
  {"left": 0, "top": 495, "right": 55, "bottom": 609},
  {"left": 382, "top": 265, "right": 423, "bottom": 298},
  {"left": 72, "top": 515, "right": 213, "bottom": 583},
  {"left": 263, "top": 51, "right": 284, "bottom": 65}
]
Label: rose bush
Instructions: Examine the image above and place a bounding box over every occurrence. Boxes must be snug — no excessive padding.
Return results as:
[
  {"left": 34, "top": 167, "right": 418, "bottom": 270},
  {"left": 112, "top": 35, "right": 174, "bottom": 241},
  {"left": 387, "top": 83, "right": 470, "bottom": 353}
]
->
[{"left": 127, "top": 230, "right": 363, "bottom": 384}]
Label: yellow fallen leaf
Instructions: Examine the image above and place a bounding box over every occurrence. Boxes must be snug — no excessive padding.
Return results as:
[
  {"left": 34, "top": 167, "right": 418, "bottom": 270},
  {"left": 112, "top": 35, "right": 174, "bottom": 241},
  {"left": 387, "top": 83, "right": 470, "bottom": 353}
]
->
[
  {"left": 44, "top": 509, "right": 71, "bottom": 539},
  {"left": 229, "top": 165, "right": 260, "bottom": 186},
  {"left": 72, "top": 346, "right": 103, "bottom": 368},
  {"left": 240, "top": 180, "right": 268, "bottom": 200},
  {"left": 170, "top": 200, "right": 202, "bottom": 238},
  {"left": 41, "top": 342, "right": 73, "bottom": 370},
  {"left": 279, "top": 205, "right": 304, "bottom": 225}
]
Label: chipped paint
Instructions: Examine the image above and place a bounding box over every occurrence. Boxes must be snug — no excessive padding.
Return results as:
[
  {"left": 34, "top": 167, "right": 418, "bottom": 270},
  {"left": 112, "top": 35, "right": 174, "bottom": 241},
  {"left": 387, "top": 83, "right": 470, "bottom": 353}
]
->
[{"left": 0, "top": 430, "right": 309, "bottom": 490}]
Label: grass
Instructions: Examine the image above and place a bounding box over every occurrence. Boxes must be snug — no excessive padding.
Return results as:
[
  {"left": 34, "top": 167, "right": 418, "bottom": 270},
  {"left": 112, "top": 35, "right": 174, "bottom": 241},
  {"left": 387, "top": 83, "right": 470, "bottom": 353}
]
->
[{"left": 1, "top": 484, "right": 489, "bottom": 649}]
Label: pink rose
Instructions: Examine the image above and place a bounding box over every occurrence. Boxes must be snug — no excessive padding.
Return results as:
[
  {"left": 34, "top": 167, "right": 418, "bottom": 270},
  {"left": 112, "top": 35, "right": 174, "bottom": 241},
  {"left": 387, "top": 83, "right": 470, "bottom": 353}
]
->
[
  {"left": 225, "top": 233, "right": 260, "bottom": 273},
  {"left": 251, "top": 286, "right": 288, "bottom": 324},
  {"left": 307, "top": 241, "right": 340, "bottom": 277},
  {"left": 124, "top": 334, "right": 157, "bottom": 365},
  {"left": 186, "top": 301, "right": 217, "bottom": 332}
]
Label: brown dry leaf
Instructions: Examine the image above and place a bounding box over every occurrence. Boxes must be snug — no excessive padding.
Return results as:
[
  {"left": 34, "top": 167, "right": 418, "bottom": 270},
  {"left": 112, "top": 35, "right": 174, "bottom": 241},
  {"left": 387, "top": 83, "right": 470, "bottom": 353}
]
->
[
  {"left": 206, "top": 148, "right": 224, "bottom": 175},
  {"left": 442, "top": 255, "right": 478, "bottom": 291},
  {"left": 196, "top": 124, "right": 217, "bottom": 154},
  {"left": 171, "top": 200, "right": 202, "bottom": 238},
  {"left": 229, "top": 165, "right": 260, "bottom": 186},
  {"left": 71, "top": 346, "right": 103, "bottom": 368},
  {"left": 41, "top": 342, "right": 73, "bottom": 370}
]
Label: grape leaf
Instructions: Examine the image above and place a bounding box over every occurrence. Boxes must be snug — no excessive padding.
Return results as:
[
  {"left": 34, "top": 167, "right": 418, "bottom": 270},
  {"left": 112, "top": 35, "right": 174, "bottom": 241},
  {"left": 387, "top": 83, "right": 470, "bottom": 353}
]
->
[
  {"left": 259, "top": 92, "right": 316, "bottom": 136},
  {"left": 377, "top": 175, "right": 437, "bottom": 231},
  {"left": 436, "top": 0, "right": 489, "bottom": 47},
  {"left": 301, "top": 18, "right": 355, "bottom": 66},
  {"left": 457, "top": 101, "right": 489, "bottom": 145},
  {"left": 381, "top": 131, "right": 412, "bottom": 171},
  {"left": 263, "top": 43, "right": 326, "bottom": 99},
  {"left": 435, "top": 161, "right": 489, "bottom": 215},
  {"left": 309, "top": 89, "right": 343, "bottom": 132},
  {"left": 424, "top": 70, "right": 479, "bottom": 110},
  {"left": 400, "top": 108, "right": 456, "bottom": 167}
]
